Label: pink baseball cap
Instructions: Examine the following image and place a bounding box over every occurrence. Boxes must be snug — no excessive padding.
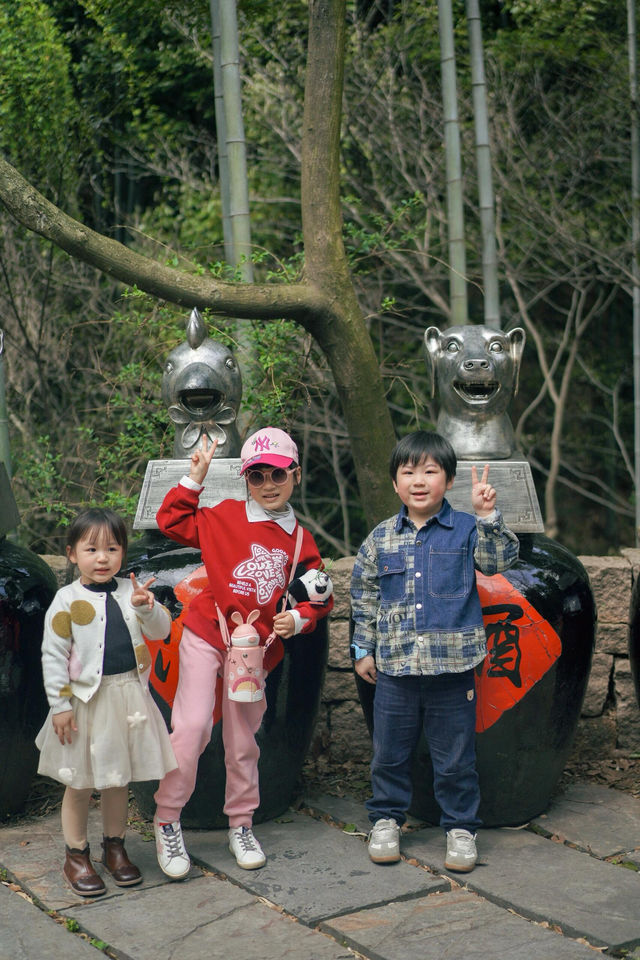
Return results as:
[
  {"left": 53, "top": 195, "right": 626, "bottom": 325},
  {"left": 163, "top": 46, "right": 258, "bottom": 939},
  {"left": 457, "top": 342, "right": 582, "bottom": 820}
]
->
[{"left": 240, "top": 427, "right": 299, "bottom": 474}]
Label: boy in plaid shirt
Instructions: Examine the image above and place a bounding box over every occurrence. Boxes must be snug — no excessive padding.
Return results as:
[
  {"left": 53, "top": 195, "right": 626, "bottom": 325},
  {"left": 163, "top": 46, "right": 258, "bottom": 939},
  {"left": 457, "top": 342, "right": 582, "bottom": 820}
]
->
[{"left": 350, "top": 431, "right": 518, "bottom": 871}]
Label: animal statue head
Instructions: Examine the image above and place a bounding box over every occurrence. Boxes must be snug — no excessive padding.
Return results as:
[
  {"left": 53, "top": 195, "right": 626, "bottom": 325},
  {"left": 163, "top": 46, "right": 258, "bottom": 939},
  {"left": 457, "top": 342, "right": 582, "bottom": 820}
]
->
[
  {"left": 287, "top": 568, "right": 333, "bottom": 607},
  {"left": 424, "top": 324, "right": 526, "bottom": 460},
  {"left": 162, "top": 308, "right": 242, "bottom": 459}
]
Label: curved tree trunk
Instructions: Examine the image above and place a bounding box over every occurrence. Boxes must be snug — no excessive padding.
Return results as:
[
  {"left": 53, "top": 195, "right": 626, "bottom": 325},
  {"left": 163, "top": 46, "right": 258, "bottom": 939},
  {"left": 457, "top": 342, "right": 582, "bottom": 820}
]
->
[{"left": 300, "top": 0, "right": 397, "bottom": 522}]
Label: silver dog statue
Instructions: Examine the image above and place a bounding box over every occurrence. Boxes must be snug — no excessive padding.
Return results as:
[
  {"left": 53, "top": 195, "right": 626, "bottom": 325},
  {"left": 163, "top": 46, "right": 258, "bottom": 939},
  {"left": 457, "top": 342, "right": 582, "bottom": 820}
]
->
[
  {"left": 162, "top": 308, "right": 242, "bottom": 459},
  {"left": 424, "top": 324, "right": 526, "bottom": 460}
]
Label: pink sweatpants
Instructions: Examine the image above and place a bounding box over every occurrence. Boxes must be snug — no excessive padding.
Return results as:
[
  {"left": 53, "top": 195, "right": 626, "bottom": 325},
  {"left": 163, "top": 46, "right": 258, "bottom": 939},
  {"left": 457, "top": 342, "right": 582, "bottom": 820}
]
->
[{"left": 154, "top": 626, "right": 266, "bottom": 828}]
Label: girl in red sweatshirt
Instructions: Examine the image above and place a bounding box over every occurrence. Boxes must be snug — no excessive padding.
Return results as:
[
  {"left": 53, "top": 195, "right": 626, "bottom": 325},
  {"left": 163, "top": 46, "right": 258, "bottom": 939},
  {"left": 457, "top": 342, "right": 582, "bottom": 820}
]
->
[{"left": 152, "top": 427, "right": 332, "bottom": 877}]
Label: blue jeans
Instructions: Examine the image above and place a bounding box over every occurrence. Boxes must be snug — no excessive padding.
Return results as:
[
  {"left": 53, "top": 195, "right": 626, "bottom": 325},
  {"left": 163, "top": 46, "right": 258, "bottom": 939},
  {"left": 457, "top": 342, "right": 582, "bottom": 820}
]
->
[{"left": 367, "top": 669, "right": 481, "bottom": 833}]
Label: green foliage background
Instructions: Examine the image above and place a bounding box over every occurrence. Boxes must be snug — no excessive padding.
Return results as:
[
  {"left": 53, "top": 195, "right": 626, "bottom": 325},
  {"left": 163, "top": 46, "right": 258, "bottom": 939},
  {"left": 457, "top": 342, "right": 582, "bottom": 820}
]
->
[{"left": 0, "top": 0, "right": 634, "bottom": 556}]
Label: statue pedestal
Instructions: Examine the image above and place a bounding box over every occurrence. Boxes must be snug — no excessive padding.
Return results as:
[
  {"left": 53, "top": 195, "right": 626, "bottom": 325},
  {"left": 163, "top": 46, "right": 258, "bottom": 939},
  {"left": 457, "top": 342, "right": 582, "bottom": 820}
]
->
[
  {"left": 134, "top": 458, "right": 244, "bottom": 529},
  {"left": 446, "top": 460, "right": 544, "bottom": 534}
]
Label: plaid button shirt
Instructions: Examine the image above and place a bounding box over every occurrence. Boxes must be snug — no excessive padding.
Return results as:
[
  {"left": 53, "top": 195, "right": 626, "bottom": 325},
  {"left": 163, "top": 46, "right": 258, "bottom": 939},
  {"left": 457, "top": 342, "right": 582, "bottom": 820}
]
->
[{"left": 350, "top": 500, "right": 519, "bottom": 676}]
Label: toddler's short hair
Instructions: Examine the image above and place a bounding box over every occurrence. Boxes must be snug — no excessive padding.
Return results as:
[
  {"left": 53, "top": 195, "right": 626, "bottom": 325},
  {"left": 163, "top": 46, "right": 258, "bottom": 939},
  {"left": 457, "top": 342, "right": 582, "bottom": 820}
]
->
[
  {"left": 66, "top": 507, "right": 128, "bottom": 555},
  {"left": 389, "top": 431, "right": 457, "bottom": 482}
]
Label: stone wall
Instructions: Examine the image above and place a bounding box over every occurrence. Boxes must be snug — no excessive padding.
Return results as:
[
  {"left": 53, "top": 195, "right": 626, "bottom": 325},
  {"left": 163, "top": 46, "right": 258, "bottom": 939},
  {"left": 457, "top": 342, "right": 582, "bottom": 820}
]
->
[
  {"left": 576, "top": 550, "right": 640, "bottom": 755},
  {"left": 40, "top": 551, "right": 640, "bottom": 764},
  {"left": 316, "top": 553, "right": 640, "bottom": 768}
]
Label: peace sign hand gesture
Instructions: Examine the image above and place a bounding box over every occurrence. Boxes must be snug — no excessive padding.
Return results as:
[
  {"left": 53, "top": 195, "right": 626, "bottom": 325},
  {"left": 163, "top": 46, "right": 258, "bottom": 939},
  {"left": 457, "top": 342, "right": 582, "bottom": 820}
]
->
[
  {"left": 471, "top": 464, "right": 497, "bottom": 518},
  {"left": 130, "top": 573, "right": 157, "bottom": 609},
  {"left": 188, "top": 435, "right": 218, "bottom": 485}
]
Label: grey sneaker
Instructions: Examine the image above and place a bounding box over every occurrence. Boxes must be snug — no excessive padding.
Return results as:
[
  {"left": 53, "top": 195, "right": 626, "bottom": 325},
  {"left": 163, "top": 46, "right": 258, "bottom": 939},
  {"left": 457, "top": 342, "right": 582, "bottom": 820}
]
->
[
  {"left": 153, "top": 817, "right": 191, "bottom": 880},
  {"left": 445, "top": 828, "right": 477, "bottom": 872},
  {"left": 368, "top": 818, "right": 401, "bottom": 863},
  {"left": 228, "top": 826, "right": 266, "bottom": 869}
]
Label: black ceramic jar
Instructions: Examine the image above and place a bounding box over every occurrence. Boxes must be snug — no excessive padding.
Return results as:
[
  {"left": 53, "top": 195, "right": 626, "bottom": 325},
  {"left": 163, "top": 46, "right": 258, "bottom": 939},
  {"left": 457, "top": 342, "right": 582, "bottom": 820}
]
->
[
  {"left": 127, "top": 532, "right": 328, "bottom": 829},
  {"left": 628, "top": 565, "right": 640, "bottom": 710},
  {"left": 355, "top": 532, "right": 595, "bottom": 827},
  {"left": 0, "top": 539, "right": 57, "bottom": 818}
]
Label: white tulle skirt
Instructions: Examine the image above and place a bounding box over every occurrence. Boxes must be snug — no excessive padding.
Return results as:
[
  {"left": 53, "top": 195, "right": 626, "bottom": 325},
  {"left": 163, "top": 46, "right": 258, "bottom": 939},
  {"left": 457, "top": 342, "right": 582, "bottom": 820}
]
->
[{"left": 35, "top": 669, "right": 177, "bottom": 791}]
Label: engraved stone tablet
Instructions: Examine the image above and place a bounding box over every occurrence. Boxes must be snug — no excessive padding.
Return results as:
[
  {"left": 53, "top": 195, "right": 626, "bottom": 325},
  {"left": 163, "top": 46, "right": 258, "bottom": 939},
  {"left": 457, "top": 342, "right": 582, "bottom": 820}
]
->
[
  {"left": 446, "top": 460, "right": 544, "bottom": 533},
  {"left": 133, "top": 458, "right": 245, "bottom": 530},
  {"left": 0, "top": 462, "right": 19, "bottom": 537}
]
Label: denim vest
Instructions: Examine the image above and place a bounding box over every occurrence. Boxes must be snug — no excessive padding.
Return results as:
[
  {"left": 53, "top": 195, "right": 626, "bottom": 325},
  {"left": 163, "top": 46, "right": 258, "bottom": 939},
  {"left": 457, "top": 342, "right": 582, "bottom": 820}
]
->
[{"left": 377, "top": 501, "right": 483, "bottom": 635}]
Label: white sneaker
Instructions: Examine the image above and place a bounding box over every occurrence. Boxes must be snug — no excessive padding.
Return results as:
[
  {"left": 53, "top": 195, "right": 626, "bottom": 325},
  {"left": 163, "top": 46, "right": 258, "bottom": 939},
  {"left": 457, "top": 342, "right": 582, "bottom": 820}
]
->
[
  {"left": 228, "top": 826, "right": 266, "bottom": 870},
  {"left": 445, "top": 828, "right": 477, "bottom": 872},
  {"left": 153, "top": 817, "right": 191, "bottom": 879},
  {"left": 368, "top": 818, "right": 401, "bottom": 863}
]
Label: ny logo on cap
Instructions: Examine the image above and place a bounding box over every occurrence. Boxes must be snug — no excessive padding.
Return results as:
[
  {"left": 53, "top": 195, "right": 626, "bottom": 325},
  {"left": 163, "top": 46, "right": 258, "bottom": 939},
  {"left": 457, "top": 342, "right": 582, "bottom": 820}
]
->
[{"left": 253, "top": 434, "right": 276, "bottom": 453}]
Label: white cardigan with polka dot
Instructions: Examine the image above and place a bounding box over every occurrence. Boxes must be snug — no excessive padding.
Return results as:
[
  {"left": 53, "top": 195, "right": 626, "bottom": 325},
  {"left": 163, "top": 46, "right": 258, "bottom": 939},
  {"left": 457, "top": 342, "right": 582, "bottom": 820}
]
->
[{"left": 41, "top": 578, "right": 171, "bottom": 715}]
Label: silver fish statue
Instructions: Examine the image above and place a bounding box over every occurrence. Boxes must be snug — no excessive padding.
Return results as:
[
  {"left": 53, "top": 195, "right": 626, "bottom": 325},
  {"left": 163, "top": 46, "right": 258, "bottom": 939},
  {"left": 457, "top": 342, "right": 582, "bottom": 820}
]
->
[{"left": 162, "top": 308, "right": 242, "bottom": 458}]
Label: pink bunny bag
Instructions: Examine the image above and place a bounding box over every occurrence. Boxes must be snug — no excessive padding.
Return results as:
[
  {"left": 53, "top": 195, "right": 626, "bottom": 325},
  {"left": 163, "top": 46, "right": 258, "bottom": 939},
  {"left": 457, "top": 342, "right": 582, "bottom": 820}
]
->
[
  {"left": 226, "top": 610, "right": 266, "bottom": 703},
  {"left": 218, "top": 525, "right": 304, "bottom": 704}
]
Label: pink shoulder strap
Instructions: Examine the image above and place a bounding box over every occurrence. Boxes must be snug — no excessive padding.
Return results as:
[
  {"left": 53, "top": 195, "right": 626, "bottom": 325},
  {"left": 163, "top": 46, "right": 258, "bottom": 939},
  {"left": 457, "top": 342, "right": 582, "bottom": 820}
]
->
[{"left": 290, "top": 522, "right": 304, "bottom": 580}]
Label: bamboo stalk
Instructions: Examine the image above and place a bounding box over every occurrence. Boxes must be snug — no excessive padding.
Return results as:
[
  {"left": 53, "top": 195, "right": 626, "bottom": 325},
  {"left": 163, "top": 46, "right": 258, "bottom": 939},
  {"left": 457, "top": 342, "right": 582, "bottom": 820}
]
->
[
  {"left": 438, "top": 0, "right": 468, "bottom": 325},
  {"left": 0, "top": 331, "right": 10, "bottom": 481},
  {"left": 628, "top": 0, "right": 640, "bottom": 544},
  {"left": 466, "top": 0, "right": 500, "bottom": 328},
  {"left": 210, "top": 0, "right": 232, "bottom": 261},
  {"left": 217, "top": 0, "right": 253, "bottom": 282}
]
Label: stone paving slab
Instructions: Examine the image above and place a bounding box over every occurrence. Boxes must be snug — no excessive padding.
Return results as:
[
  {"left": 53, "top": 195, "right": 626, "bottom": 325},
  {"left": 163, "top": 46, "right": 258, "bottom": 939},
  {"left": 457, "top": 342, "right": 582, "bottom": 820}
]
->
[
  {"left": 322, "top": 888, "right": 601, "bottom": 960},
  {"left": 0, "top": 883, "right": 97, "bottom": 960},
  {"left": 302, "top": 793, "right": 371, "bottom": 831},
  {"left": 186, "top": 810, "right": 449, "bottom": 925},
  {"left": 63, "top": 874, "right": 355, "bottom": 960},
  {"left": 0, "top": 807, "right": 185, "bottom": 910},
  {"left": 3, "top": 787, "right": 638, "bottom": 959},
  {"left": 402, "top": 826, "right": 640, "bottom": 951},
  {"left": 531, "top": 782, "right": 640, "bottom": 858}
]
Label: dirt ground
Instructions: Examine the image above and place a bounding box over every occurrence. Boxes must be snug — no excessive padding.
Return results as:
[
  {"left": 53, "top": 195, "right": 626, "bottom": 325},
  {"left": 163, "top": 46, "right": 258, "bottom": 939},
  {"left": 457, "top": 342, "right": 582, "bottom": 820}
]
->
[
  {"left": 554, "top": 746, "right": 640, "bottom": 799},
  {"left": 301, "top": 748, "right": 640, "bottom": 806},
  {"left": 300, "top": 709, "right": 640, "bottom": 805}
]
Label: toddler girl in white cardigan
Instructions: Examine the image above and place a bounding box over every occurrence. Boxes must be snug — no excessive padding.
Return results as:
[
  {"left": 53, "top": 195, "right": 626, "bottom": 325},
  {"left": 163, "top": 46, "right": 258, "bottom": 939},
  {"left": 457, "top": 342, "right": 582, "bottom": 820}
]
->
[{"left": 36, "top": 508, "right": 176, "bottom": 896}]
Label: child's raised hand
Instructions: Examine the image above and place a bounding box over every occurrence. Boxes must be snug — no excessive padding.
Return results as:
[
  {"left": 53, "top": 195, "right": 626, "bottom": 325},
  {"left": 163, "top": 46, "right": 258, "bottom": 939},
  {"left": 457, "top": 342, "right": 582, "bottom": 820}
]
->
[
  {"left": 471, "top": 464, "right": 497, "bottom": 517},
  {"left": 130, "top": 572, "right": 157, "bottom": 609},
  {"left": 189, "top": 435, "right": 218, "bottom": 485},
  {"left": 53, "top": 709, "right": 77, "bottom": 745}
]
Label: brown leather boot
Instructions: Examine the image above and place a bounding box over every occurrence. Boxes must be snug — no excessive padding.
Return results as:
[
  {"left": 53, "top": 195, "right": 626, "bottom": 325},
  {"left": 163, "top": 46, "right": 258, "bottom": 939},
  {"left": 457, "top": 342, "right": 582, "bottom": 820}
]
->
[
  {"left": 101, "top": 836, "right": 142, "bottom": 886},
  {"left": 63, "top": 845, "right": 107, "bottom": 897}
]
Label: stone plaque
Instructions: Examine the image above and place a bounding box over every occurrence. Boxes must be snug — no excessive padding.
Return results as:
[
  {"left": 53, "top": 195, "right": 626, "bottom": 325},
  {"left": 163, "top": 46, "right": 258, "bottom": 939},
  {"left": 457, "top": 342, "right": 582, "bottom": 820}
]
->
[
  {"left": 446, "top": 460, "right": 544, "bottom": 533},
  {"left": 133, "top": 458, "right": 245, "bottom": 530},
  {"left": 0, "top": 462, "right": 19, "bottom": 537}
]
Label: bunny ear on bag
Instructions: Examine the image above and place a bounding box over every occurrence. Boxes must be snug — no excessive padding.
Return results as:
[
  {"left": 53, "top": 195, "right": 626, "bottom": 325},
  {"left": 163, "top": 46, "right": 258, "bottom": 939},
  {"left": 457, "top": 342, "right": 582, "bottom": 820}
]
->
[
  {"left": 247, "top": 610, "right": 260, "bottom": 625},
  {"left": 230, "top": 611, "right": 244, "bottom": 626}
]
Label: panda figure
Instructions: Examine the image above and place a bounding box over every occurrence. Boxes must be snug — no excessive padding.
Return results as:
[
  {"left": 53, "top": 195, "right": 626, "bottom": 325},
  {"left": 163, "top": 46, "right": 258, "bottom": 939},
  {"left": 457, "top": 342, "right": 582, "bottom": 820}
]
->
[{"left": 287, "top": 568, "right": 333, "bottom": 607}]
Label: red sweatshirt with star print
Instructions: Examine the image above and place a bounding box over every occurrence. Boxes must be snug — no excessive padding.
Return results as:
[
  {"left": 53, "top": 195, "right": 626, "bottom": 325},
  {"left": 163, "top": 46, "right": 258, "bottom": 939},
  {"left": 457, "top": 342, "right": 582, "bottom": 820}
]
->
[{"left": 156, "top": 484, "right": 332, "bottom": 669}]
